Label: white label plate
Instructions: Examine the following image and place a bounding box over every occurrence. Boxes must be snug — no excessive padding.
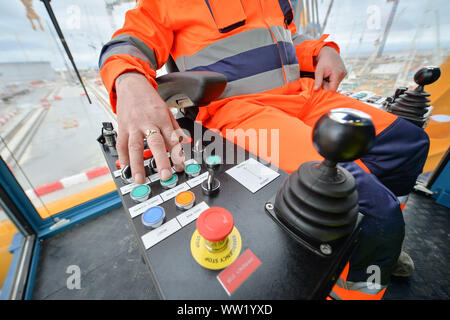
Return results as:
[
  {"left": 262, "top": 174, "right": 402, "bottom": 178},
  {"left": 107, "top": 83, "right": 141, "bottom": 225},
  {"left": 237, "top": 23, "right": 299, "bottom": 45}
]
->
[
  {"left": 176, "top": 201, "right": 209, "bottom": 227},
  {"left": 185, "top": 171, "right": 208, "bottom": 188},
  {"left": 128, "top": 195, "right": 164, "bottom": 218},
  {"left": 160, "top": 182, "right": 190, "bottom": 202},
  {"left": 225, "top": 158, "right": 280, "bottom": 193},
  {"left": 113, "top": 169, "right": 121, "bottom": 178},
  {"left": 141, "top": 218, "right": 182, "bottom": 250}
]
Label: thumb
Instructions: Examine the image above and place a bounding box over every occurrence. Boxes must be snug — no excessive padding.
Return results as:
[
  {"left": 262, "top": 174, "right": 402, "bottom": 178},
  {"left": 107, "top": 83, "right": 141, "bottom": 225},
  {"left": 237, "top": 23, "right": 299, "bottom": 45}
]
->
[{"left": 314, "top": 67, "right": 324, "bottom": 91}]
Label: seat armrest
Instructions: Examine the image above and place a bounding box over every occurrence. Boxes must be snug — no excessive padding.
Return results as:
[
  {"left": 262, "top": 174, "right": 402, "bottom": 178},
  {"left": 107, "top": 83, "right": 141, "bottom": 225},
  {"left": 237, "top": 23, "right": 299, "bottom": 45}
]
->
[{"left": 156, "top": 71, "right": 227, "bottom": 107}]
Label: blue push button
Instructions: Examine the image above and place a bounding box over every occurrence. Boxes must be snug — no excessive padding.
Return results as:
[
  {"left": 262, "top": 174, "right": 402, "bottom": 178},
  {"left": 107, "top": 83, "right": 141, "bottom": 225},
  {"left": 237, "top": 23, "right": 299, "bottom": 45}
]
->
[{"left": 142, "top": 206, "right": 165, "bottom": 228}]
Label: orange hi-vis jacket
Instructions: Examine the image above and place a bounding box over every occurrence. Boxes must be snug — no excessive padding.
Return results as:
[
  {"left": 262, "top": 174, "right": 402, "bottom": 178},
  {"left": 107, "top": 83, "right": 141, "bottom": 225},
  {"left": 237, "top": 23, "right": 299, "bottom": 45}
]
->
[{"left": 99, "top": 0, "right": 339, "bottom": 113}]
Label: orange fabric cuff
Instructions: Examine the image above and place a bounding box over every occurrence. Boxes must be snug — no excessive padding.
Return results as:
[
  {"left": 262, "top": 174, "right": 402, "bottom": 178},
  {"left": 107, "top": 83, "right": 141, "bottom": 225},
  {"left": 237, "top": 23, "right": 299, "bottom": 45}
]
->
[
  {"left": 295, "top": 34, "right": 340, "bottom": 73},
  {"left": 99, "top": 55, "right": 157, "bottom": 113}
]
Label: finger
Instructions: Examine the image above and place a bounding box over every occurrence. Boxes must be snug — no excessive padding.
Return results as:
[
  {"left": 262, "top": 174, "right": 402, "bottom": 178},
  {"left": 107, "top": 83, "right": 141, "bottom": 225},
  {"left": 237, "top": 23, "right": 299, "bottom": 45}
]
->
[
  {"left": 168, "top": 113, "right": 191, "bottom": 171},
  {"left": 170, "top": 143, "right": 185, "bottom": 172},
  {"left": 128, "top": 132, "right": 145, "bottom": 184},
  {"left": 314, "top": 67, "right": 324, "bottom": 91},
  {"left": 169, "top": 112, "right": 191, "bottom": 143},
  {"left": 327, "top": 72, "right": 340, "bottom": 92},
  {"left": 116, "top": 131, "right": 130, "bottom": 169},
  {"left": 159, "top": 113, "right": 186, "bottom": 172},
  {"left": 146, "top": 128, "right": 172, "bottom": 180}
]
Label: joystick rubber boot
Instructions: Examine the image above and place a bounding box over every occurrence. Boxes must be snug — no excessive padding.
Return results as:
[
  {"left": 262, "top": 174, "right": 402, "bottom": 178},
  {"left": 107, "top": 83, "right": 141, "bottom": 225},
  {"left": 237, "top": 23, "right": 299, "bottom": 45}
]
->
[
  {"left": 386, "top": 66, "right": 441, "bottom": 128},
  {"left": 274, "top": 109, "right": 375, "bottom": 243}
]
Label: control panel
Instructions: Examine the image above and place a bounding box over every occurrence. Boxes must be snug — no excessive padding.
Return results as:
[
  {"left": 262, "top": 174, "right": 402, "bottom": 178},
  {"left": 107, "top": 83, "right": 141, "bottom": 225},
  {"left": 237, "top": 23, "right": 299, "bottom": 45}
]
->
[{"left": 98, "top": 117, "right": 361, "bottom": 299}]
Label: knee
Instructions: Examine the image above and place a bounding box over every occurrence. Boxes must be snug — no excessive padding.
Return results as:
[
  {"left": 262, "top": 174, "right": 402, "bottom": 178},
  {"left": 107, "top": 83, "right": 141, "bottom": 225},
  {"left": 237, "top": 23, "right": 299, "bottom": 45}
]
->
[
  {"left": 361, "top": 118, "right": 430, "bottom": 195},
  {"left": 340, "top": 161, "right": 405, "bottom": 233},
  {"left": 402, "top": 119, "right": 430, "bottom": 165}
]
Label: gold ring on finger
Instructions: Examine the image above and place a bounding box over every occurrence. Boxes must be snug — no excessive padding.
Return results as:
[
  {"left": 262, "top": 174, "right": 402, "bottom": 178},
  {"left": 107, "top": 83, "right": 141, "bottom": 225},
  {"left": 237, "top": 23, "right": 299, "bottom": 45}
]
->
[{"left": 145, "top": 129, "right": 158, "bottom": 139}]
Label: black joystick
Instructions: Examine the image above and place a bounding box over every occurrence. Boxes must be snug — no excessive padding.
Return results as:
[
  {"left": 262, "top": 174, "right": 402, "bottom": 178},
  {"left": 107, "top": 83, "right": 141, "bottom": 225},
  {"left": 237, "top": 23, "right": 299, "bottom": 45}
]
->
[
  {"left": 273, "top": 108, "right": 375, "bottom": 246},
  {"left": 385, "top": 66, "right": 441, "bottom": 128}
]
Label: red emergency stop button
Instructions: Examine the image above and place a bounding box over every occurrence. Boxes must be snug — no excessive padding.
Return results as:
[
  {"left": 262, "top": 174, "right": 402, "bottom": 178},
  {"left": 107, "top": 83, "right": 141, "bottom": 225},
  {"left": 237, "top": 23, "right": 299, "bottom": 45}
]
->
[
  {"left": 143, "top": 149, "right": 153, "bottom": 160},
  {"left": 197, "top": 207, "right": 234, "bottom": 242}
]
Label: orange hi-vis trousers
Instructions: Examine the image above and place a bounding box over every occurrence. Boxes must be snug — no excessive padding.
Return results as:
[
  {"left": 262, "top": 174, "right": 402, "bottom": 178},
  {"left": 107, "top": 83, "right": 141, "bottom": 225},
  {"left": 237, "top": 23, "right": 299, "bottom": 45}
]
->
[
  {"left": 197, "top": 77, "right": 430, "bottom": 300},
  {"left": 198, "top": 78, "right": 397, "bottom": 172}
]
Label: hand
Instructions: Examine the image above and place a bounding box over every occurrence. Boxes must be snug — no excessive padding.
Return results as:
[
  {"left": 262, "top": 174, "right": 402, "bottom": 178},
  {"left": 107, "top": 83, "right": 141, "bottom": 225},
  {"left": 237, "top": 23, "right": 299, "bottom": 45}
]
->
[
  {"left": 115, "top": 72, "right": 189, "bottom": 184},
  {"left": 313, "top": 46, "right": 347, "bottom": 91}
]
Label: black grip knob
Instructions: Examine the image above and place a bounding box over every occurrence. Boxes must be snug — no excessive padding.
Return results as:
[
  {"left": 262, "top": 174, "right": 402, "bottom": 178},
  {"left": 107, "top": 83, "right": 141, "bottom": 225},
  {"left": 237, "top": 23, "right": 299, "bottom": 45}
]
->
[
  {"left": 414, "top": 66, "right": 441, "bottom": 87},
  {"left": 312, "top": 108, "right": 376, "bottom": 163}
]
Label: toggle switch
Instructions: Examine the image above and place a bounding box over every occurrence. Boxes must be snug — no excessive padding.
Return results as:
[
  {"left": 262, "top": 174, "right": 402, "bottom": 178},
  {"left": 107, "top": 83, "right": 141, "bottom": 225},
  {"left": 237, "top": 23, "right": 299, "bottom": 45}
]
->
[{"left": 201, "top": 155, "right": 221, "bottom": 196}]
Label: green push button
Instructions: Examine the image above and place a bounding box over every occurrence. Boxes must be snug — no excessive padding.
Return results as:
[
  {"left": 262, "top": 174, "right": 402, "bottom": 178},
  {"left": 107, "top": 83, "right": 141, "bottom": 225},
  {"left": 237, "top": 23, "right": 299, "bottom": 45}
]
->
[
  {"left": 160, "top": 173, "right": 178, "bottom": 189},
  {"left": 185, "top": 163, "right": 201, "bottom": 177},
  {"left": 130, "top": 184, "right": 151, "bottom": 202},
  {"left": 206, "top": 155, "right": 221, "bottom": 166}
]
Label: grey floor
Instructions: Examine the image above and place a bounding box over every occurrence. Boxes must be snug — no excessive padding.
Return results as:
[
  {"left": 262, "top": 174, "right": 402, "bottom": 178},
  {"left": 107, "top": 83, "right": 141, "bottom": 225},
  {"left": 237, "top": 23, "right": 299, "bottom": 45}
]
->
[
  {"left": 31, "top": 205, "right": 159, "bottom": 300},
  {"left": 31, "top": 192, "right": 449, "bottom": 300}
]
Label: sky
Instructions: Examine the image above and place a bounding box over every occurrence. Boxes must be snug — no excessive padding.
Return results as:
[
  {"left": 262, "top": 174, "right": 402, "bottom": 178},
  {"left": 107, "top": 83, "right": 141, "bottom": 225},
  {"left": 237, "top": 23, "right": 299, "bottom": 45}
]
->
[{"left": 0, "top": 0, "right": 449, "bottom": 70}]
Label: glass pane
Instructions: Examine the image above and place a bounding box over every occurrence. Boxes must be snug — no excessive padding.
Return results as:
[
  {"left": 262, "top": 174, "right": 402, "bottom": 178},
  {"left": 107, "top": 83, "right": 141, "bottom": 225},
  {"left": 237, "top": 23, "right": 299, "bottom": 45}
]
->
[
  {"left": 0, "top": 1, "right": 134, "bottom": 218},
  {"left": 0, "top": 205, "right": 20, "bottom": 294},
  {"left": 312, "top": 0, "right": 450, "bottom": 174}
]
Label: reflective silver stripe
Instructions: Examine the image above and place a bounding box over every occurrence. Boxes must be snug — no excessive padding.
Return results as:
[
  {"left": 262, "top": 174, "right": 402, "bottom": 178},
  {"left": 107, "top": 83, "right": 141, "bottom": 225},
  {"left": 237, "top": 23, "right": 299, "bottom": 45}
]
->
[
  {"left": 284, "top": 64, "right": 300, "bottom": 83},
  {"left": 292, "top": 32, "right": 313, "bottom": 46},
  {"left": 336, "top": 277, "right": 347, "bottom": 289},
  {"left": 175, "top": 28, "right": 276, "bottom": 71},
  {"left": 334, "top": 278, "right": 387, "bottom": 296},
  {"left": 99, "top": 44, "right": 153, "bottom": 69},
  {"left": 99, "top": 34, "right": 157, "bottom": 70},
  {"left": 175, "top": 26, "right": 300, "bottom": 98},
  {"left": 219, "top": 68, "right": 285, "bottom": 99},
  {"left": 269, "top": 25, "right": 292, "bottom": 43},
  {"left": 398, "top": 195, "right": 409, "bottom": 205},
  {"left": 329, "top": 290, "right": 342, "bottom": 300}
]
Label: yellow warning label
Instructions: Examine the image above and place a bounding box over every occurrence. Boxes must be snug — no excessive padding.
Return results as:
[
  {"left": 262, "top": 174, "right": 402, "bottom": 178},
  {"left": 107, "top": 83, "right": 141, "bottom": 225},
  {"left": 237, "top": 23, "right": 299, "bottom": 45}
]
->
[{"left": 190, "top": 227, "right": 242, "bottom": 270}]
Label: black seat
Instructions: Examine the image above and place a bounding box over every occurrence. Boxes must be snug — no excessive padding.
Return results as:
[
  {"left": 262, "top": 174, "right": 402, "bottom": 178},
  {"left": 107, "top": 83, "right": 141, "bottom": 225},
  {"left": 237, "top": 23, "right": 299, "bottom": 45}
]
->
[{"left": 155, "top": 56, "right": 227, "bottom": 120}]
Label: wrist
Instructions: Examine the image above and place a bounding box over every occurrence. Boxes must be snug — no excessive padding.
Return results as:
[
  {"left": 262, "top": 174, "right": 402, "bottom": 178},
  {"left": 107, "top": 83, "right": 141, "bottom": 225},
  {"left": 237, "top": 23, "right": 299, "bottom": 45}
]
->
[
  {"left": 318, "top": 45, "right": 338, "bottom": 56},
  {"left": 115, "top": 71, "right": 148, "bottom": 91}
]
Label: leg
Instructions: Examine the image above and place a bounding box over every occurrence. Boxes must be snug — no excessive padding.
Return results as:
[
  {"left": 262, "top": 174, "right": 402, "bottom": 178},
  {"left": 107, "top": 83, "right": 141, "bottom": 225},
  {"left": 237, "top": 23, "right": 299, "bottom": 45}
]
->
[
  {"left": 299, "top": 79, "right": 429, "bottom": 298},
  {"left": 201, "top": 98, "right": 322, "bottom": 173},
  {"left": 301, "top": 78, "right": 430, "bottom": 197},
  {"left": 339, "top": 162, "right": 405, "bottom": 286}
]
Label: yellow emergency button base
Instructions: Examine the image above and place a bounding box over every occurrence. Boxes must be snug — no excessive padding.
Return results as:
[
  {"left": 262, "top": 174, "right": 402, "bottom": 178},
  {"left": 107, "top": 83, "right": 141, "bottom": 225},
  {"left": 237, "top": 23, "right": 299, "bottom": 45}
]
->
[{"left": 190, "top": 227, "right": 242, "bottom": 270}]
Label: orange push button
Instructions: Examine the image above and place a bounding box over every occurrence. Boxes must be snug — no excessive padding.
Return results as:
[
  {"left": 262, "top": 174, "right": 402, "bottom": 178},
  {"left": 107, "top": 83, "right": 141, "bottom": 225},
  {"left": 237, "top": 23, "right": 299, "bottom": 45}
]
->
[{"left": 175, "top": 190, "right": 195, "bottom": 210}]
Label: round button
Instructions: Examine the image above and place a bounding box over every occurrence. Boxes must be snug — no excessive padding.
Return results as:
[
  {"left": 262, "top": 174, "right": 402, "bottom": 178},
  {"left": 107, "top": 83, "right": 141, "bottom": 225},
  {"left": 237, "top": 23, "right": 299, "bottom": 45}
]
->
[
  {"left": 115, "top": 159, "right": 120, "bottom": 169},
  {"left": 143, "top": 149, "right": 153, "bottom": 160},
  {"left": 175, "top": 191, "right": 195, "bottom": 210},
  {"left": 196, "top": 207, "right": 234, "bottom": 242},
  {"left": 185, "top": 163, "right": 201, "bottom": 177},
  {"left": 160, "top": 173, "right": 178, "bottom": 189},
  {"left": 130, "top": 184, "right": 151, "bottom": 202},
  {"left": 205, "top": 155, "right": 221, "bottom": 166},
  {"left": 142, "top": 206, "right": 165, "bottom": 228}
]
